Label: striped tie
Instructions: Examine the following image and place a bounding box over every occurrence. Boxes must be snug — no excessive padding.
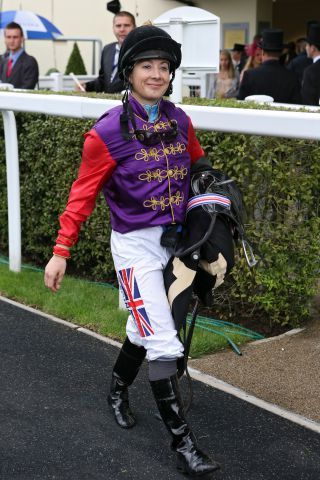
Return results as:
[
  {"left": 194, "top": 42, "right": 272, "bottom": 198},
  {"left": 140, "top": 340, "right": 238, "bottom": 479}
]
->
[
  {"left": 110, "top": 46, "right": 120, "bottom": 82},
  {"left": 6, "top": 58, "right": 13, "bottom": 78}
]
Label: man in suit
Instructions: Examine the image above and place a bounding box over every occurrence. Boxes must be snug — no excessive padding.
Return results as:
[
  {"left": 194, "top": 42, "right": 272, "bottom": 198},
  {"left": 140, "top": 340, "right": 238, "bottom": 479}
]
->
[
  {"left": 82, "top": 11, "right": 136, "bottom": 93},
  {"left": 0, "top": 22, "right": 39, "bottom": 89},
  {"left": 301, "top": 23, "right": 320, "bottom": 106},
  {"left": 237, "top": 29, "right": 301, "bottom": 104},
  {"left": 231, "top": 43, "right": 247, "bottom": 74},
  {"left": 287, "top": 37, "right": 312, "bottom": 85}
]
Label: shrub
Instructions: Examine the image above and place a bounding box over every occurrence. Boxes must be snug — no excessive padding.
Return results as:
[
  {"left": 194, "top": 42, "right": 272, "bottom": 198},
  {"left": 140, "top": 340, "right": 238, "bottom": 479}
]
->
[
  {"left": 65, "top": 42, "right": 87, "bottom": 75},
  {"left": 0, "top": 95, "right": 319, "bottom": 329}
]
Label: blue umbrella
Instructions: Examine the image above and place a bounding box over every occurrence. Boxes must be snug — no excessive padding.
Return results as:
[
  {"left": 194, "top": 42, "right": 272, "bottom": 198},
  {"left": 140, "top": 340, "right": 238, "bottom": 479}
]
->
[{"left": 0, "top": 10, "right": 63, "bottom": 40}]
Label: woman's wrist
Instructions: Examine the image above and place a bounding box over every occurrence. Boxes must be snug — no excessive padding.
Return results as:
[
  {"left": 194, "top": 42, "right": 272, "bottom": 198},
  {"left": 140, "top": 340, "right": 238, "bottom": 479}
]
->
[
  {"left": 53, "top": 253, "right": 68, "bottom": 260},
  {"left": 53, "top": 244, "right": 71, "bottom": 259}
]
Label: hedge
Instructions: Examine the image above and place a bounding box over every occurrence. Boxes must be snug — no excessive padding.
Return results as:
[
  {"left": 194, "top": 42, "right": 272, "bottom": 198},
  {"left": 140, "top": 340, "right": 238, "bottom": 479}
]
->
[{"left": 0, "top": 94, "right": 319, "bottom": 329}]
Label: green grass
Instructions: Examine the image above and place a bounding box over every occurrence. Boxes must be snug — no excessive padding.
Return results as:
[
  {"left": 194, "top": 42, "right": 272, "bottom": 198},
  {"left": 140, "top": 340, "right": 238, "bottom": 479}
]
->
[{"left": 0, "top": 260, "right": 260, "bottom": 358}]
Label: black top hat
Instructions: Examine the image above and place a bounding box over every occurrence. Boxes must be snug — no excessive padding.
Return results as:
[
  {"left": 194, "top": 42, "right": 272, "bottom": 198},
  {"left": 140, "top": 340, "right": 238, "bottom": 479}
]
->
[
  {"left": 259, "top": 29, "right": 284, "bottom": 51},
  {"left": 307, "top": 23, "right": 320, "bottom": 47},
  {"left": 107, "top": 0, "right": 121, "bottom": 14},
  {"left": 232, "top": 43, "right": 245, "bottom": 52}
]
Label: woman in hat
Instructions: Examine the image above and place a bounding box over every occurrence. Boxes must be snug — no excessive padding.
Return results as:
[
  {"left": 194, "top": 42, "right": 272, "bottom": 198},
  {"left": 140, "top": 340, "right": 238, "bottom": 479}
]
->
[
  {"left": 239, "top": 42, "right": 262, "bottom": 83},
  {"left": 44, "top": 25, "right": 220, "bottom": 476}
]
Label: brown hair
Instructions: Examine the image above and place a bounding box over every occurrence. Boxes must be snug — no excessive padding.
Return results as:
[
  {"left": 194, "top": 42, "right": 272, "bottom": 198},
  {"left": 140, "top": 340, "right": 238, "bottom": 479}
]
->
[
  {"left": 114, "top": 11, "right": 136, "bottom": 27},
  {"left": 4, "top": 22, "right": 24, "bottom": 36}
]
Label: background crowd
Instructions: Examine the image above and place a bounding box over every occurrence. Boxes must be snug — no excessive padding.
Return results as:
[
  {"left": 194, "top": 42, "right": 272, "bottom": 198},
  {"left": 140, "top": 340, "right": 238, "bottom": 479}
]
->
[
  {"left": 206, "top": 21, "right": 320, "bottom": 106},
  {"left": 0, "top": 11, "right": 319, "bottom": 106}
]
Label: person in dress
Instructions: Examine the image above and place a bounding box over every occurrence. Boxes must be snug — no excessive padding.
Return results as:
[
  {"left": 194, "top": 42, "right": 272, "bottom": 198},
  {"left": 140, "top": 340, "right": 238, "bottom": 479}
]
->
[{"left": 207, "top": 49, "right": 239, "bottom": 99}]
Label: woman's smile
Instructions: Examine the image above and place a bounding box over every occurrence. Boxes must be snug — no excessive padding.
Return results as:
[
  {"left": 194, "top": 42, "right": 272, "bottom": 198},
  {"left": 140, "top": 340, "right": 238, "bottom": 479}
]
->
[{"left": 130, "top": 59, "right": 171, "bottom": 105}]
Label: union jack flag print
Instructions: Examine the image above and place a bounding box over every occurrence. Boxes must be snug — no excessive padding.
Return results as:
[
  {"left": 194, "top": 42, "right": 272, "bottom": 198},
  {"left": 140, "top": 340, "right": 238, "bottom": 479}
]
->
[{"left": 118, "top": 267, "right": 154, "bottom": 337}]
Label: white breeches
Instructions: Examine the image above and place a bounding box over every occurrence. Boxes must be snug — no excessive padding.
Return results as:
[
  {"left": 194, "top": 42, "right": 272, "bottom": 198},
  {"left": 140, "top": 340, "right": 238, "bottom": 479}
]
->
[{"left": 111, "top": 226, "right": 184, "bottom": 362}]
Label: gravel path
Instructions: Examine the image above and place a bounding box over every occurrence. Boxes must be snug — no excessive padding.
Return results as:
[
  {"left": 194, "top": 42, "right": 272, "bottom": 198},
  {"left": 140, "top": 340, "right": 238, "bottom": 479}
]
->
[{"left": 191, "top": 295, "right": 320, "bottom": 423}]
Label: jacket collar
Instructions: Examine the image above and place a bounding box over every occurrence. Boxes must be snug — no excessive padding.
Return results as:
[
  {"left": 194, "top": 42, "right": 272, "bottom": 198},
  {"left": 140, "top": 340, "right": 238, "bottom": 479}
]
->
[
  {"left": 9, "top": 48, "right": 24, "bottom": 63},
  {"left": 262, "top": 59, "right": 280, "bottom": 66},
  {"left": 128, "top": 94, "right": 166, "bottom": 121}
]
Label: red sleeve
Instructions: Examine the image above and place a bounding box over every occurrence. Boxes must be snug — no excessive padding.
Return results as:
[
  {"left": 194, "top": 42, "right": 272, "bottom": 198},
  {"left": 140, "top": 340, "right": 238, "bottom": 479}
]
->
[
  {"left": 187, "top": 117, "right": 205, "bottom": 165},
  {"left": 56, "top": 129, "right": 117, "bottom": 247}
]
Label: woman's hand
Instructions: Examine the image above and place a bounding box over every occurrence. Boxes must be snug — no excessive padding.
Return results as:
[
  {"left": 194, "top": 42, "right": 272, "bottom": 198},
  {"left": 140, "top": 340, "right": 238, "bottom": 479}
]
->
[{"left": 44, "top": 255, "right": 67, "bottom": 293}]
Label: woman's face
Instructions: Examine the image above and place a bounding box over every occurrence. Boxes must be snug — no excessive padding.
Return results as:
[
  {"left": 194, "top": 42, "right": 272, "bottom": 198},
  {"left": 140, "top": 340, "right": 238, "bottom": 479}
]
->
[
  {"left": 254, "top": 48, "right": 262, "bottom": 66},
  {"left": 220, "top": 53, "right": 230, "bottom": 70},
  {"left": 129, "top": 58, "right": 171, "bottom": 105}
]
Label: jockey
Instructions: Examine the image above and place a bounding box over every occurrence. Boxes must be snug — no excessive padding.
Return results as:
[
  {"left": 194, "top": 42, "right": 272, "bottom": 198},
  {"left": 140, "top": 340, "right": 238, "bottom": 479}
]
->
[{"left": 44, "top": 25, "right": 221, "bottom": 476}]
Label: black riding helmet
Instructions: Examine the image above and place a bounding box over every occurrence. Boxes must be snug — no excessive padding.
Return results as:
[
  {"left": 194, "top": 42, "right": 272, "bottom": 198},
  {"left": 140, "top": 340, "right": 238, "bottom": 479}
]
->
[
  {"left": 118, "top": 25, "right": 182, "bottom": 81},
  {"left": 118, "top": 25, "right": 182, "bottom": 142}
]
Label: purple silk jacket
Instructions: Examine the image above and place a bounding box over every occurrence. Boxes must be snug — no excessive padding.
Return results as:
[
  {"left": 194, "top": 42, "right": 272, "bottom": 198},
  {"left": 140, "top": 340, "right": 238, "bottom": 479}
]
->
[
  {"left": 57, "top": 95, "right": 204, "bottom": 245},
  {"left": 95, "top": 96, "right": 203, "bottom": 233}
]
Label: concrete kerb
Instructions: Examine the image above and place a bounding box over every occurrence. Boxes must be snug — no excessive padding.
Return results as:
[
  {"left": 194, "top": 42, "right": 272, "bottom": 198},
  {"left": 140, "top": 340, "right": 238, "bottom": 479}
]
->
[
  {"left": 249, "top": 327, "right": 305, "bottom": 346},
  {"left": 1, "top": 295, "right": 319, "bottom": 435},
  {"left": 0, "top": 295, "right": 122, "bottom": 348},
  {"left": 0, "top": 295, "right": 80, "bottom": 329},
  {"left": 188, "top": 367, "right": 320, "bottom": 435}
]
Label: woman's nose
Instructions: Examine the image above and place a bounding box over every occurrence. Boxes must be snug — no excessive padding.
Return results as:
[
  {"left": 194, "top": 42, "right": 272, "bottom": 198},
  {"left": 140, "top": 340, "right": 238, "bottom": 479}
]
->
[{"left": 151, "top": 67, "right": 161, "bottom": 78}]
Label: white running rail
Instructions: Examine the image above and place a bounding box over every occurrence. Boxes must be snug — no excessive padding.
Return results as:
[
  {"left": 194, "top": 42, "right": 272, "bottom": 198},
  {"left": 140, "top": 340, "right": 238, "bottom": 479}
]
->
[{"left": 1, "top": 91, "right": 320, "bottom": 272}]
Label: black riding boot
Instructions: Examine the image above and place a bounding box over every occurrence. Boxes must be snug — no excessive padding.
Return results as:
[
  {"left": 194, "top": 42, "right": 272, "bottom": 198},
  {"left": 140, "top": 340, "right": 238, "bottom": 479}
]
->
[
  {"left": 150, "top": 375, "right": 220, "bottom": 476},
  {"left": 108, "top": 337, "right": 146, "bottom": 428}
]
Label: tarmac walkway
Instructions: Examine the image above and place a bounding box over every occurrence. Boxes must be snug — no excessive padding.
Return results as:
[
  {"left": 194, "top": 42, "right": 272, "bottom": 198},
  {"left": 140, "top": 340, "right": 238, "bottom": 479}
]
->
[{"left": 1, "top": 298, "right": 320, "bottom": 480}]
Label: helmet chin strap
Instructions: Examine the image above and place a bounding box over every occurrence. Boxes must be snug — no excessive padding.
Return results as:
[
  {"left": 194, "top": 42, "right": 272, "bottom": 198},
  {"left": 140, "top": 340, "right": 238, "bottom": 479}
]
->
[
  {"left": 120, "top": 77, "right": 132, "bottom": 141},
  {"left": 167, "top": 70, "right": 175, "bottom": 96},
  {"left": 120, "top": 63, "right": 135, "bottom": 141}
]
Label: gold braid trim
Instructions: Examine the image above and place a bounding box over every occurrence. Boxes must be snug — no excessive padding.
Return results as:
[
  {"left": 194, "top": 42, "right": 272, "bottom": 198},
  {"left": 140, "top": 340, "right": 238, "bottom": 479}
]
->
[
  {"left": 135, "top": 142, "right": 186, "bottom": 162},
  {"left": 139, "top": 166, "right": 188, "bottom": 183},
  {"left": 143, "top": 191, "right": 184, "bottom": 211}
]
